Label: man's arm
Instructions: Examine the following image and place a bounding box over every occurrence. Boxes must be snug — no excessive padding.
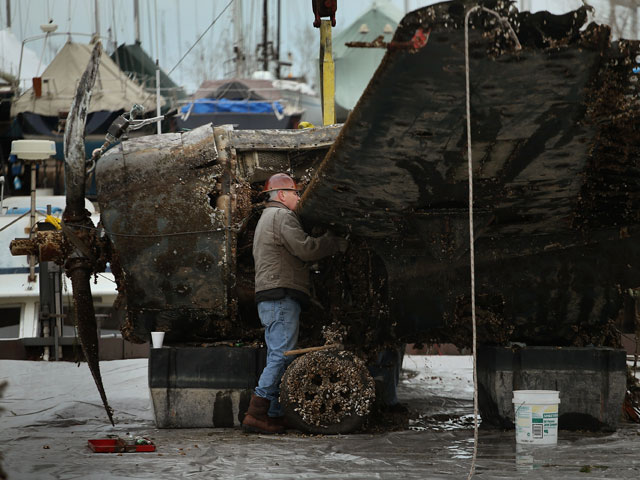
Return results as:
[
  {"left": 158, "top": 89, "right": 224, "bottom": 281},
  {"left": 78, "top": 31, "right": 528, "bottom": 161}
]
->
[{"left": 279, "top": 211, "right": 341, "bottom": 262}]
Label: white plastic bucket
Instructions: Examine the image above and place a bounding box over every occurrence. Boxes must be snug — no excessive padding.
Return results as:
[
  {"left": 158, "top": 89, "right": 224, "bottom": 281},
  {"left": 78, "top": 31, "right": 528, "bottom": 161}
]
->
[{"left": 512, "top": 390, "right": 560, "bottom": 445}]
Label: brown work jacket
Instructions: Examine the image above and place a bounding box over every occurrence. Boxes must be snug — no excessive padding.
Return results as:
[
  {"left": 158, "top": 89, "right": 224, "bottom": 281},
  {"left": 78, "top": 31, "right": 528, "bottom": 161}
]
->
[{"left": 253, "top": 201, "right": 340, "bottom": 297}]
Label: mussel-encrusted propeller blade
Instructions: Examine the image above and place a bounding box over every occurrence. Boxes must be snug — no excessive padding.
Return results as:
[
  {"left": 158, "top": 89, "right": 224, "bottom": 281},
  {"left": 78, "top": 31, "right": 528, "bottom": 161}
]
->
[{"left": 62, "top": 41, "right": 115, "bottom": 426}]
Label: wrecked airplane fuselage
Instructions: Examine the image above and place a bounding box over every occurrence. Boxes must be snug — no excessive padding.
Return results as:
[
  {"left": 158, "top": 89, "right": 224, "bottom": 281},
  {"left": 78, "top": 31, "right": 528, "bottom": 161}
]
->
[
  {"left": 96, "top": 1, "right": 640, "bottom": 355},
  {"left": 96, "top": 125, "right": 342, "bottom": 345},
  {"left": 11, "top": 0, "right": 639, "bottom": 432},
  {"left": 302, "top": 0, "right": 640, "bottom": 350}
]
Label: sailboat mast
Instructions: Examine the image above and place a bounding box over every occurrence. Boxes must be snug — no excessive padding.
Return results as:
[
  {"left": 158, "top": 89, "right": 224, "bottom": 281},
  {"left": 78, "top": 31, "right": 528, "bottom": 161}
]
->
[
  {"left": 262, "top": 0, "right": 268, "bottom": 71},
  {"left": 6, "top": 0, "right": 10, "bottom": 29},
  {"left": 276, "top": 0, "right": 281, "bottom": 79},
  {"left": 134, "top": 0, "right": 141, "bottom": 44},
  {"left": 94, "top": 0, "right": 100, "bottom": 36},
  {"left": 154, "top": 0, "right": 161, "bottom": 135},
  {"left": 233, "top": 0, "right": 245, "bottom": 77},
  {"left": 176, "top": 0, "right": 182, "bottom": 82}
]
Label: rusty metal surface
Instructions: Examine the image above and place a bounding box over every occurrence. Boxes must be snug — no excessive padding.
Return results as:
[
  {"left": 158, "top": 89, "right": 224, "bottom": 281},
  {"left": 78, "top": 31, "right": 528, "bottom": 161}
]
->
[
  {"left": 229, "top": 125, "right": 341, "bottom": 151},
  {"left": 97, "top": 124, "right": 340, "bottom": 343},
  {"left": 9, "top": 230, "right": 67, "bottom": 261},
  {"left": 299, "top": 0, "right": 640, "bottom": 347},
  {"left": 97, "top": 126, "right": 229, "bottom": 342}
]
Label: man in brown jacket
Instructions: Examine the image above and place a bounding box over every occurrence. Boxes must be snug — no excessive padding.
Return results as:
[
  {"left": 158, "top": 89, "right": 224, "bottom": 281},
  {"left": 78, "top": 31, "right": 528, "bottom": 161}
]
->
[{"left": 242, "top": 173, "right": 347, "bottom": 434}]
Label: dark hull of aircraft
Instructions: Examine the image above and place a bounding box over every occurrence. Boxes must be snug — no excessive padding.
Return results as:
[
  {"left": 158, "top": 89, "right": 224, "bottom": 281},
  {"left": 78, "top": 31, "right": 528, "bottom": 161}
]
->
[{"left": 96, "top": 1, "right": 640, "bottom": 352}]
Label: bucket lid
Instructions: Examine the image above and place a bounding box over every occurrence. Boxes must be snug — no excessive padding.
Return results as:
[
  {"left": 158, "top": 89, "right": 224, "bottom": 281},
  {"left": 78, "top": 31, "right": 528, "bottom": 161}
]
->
[{"left": 512, "top": 390, "right": 560, "bottom": 404}]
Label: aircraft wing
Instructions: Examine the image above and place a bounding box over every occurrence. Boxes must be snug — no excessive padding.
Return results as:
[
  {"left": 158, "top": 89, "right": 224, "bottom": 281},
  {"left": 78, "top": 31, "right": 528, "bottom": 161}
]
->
[{"left": 299, "top": 0, "right": 640, "bottom": 345}]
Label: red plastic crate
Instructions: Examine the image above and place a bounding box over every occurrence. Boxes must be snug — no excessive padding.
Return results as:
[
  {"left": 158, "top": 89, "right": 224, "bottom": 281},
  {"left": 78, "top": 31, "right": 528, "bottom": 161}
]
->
[{"left": 88, "top": 439, "right": 156, "bottom": 453}]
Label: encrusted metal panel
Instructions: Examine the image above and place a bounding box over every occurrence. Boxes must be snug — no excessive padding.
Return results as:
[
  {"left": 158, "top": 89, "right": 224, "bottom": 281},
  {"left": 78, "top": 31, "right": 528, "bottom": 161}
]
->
[
  {"left": 302, "top": 3, "right": 600, "bottom": 240},
  {"left": 229, "top": 125, "right": 341, "bottom": 151},
  {"left": 299, "top": 1, "right": 640, "bottom": 346},
  {"left": 97, "top": 125, "right": 229, "bottom": 339}
]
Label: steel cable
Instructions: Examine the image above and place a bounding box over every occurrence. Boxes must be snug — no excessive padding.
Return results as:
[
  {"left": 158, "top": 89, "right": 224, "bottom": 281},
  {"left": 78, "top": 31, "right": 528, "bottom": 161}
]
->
[{"left": 168, "top": 0, "right": 235, "bottom": 76}]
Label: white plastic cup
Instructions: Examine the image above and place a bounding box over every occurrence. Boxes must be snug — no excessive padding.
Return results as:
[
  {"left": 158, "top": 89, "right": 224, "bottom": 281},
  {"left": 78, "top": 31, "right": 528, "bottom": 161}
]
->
[{"left": 151, "top": 331, "right": 165, "bottom": 348}]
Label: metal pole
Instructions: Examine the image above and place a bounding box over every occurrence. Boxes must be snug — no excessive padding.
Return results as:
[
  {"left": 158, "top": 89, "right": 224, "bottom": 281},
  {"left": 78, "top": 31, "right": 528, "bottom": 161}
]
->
[
  {"left": 54, "top": 264, "right": 62, "bottom": 358},
  {"left": 28, "top": 163, "right": 37, "bottom": 283},
  {"left": 45, "top": 203, "right": 61, "bottom": 362},
  {"left": 233, "top": 0, "right": 244, "bottom": 77},
  {"left": 94, "top": 0, "right": 100, "bottom": 36},
  {"left": 53, "top": 262, "right": 62, "bottom": 361},
  {"left": 134, "top": 0, "right": 141, "bottom": 44},
  {"left": 262, "top": 0, "right": 268, "bottom": 71},
  {"left": 154, "top": 0, "right": 161, "bottom": 134},
  {"left": 276, "top": 0, "right": 281, "bottom": 78},
  {"left": 17, "top": 40, "right": 24, "bottom": 92},
  {"left": 319, "top": 20, "right": 335, "bottom": 125},
  {"left": 154, "top": 0, "right": 159, "bottom": 64},
  {"left": 156, "top": 60, "right": 162, "bottom": 134},
  {"left": 111, "top": 0, "right": 120, "bottom": 62},
  {"left": 36, "top": 32, "right": 49, "bottom": 77},
  {"left": 6, "top": 0, "right": 10, "bottom": 29},
  {"left": 0, "top": 176, "right": 5, "bottom": 213},
  {"left": 176, "top": 0, "right": 182, "bottom": 82}
]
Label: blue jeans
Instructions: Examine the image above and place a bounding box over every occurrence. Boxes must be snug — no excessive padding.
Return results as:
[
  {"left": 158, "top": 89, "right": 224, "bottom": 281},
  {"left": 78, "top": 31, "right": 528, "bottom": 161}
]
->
[
  {"left": 254, "top": 297, "right": 300, "bottom": 417},
  {"left": 368, "top": 348, "right": 402, "bottom": 406}
]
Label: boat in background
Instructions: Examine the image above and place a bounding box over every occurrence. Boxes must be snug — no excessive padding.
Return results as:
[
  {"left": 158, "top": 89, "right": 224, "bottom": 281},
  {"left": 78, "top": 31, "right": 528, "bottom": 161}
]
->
[
  {"left": 0, "top": 28, "right": 40, "bottom": 186},
  {"left": 0, "top": 192, "right": 119, "bottom": 356},
  {"left": 111, "top": 40, "right": 188, "bottom": 112},
  {"left": 7, "top": 37, "right": 163, "bottom": 197},
  {"left": 177, "top": 0, "right": 321, "bottom": 131},
  {"left": 11, "top": 39, "right": 160, "bottom": 143},
  {"left": 177, "top": 71, "right": 314, "bottom": 130},
  {"left": 275, "top": 77, "right": 322, "bottom": 126}
]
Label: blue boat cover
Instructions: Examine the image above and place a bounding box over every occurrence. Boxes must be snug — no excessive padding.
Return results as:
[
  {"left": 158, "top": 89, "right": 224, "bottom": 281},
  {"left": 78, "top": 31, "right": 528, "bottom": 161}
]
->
[
  {"left": 180, "top": 98, "right": 283, "bottom": 114},
  {"left": 6, "top": 207, "right": 63, "bottom": 215}
]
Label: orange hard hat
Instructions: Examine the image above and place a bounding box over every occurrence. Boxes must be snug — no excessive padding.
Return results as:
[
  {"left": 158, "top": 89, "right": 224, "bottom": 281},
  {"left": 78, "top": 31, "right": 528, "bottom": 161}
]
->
[{"left": 262, "top": 173, "right": 301, "bottom": 193}]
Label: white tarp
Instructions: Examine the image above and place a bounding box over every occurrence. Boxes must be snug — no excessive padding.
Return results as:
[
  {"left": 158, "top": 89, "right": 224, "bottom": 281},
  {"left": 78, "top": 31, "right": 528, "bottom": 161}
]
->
[
  {"left": 0, "top": 29, "right": 40, "bottom": 84},
  {"left": 2, "top": 356, "right": 640, "bottom": 478},
  {"left": 11, "top": 41, "right": 161, "bottom": 117}
]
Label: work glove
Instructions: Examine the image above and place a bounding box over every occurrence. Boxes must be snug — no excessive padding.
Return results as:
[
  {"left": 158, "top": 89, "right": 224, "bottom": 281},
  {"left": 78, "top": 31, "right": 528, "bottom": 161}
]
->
[{"left": 324, "top": 231, "right": 348, "bottom": 253}]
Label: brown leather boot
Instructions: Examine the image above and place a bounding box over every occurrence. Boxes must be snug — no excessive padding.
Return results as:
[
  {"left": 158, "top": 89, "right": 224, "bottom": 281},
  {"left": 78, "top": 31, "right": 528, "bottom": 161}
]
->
[{"left": 242, "top": 394, "right": 284, "bottom": 434}]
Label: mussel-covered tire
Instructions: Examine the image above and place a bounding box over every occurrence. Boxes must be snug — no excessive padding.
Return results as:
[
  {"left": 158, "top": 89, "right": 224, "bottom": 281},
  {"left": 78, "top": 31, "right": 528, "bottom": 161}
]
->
[{"left": 280, "top": 350, "right": 375, "bottom": 434}]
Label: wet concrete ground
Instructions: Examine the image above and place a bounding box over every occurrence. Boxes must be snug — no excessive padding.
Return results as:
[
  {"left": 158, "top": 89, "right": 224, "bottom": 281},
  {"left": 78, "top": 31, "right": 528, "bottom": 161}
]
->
[{"left": 1, "top": 356, "right": 639, "bottom": 479}]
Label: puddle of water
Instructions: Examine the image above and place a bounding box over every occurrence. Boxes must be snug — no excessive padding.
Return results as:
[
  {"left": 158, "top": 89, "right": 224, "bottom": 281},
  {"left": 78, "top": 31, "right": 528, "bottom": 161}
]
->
[{"left": 409, "top": 413, "right": 478, "bottom": 432}]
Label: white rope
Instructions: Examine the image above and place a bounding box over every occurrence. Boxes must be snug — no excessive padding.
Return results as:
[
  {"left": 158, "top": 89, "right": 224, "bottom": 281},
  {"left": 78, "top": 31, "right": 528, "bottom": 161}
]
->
[
  {"left": 464, "top": 9, "right": 479, "bottom": 478},
  {"left": 464, "top": 6, "right": 521, "bottom": 480}
]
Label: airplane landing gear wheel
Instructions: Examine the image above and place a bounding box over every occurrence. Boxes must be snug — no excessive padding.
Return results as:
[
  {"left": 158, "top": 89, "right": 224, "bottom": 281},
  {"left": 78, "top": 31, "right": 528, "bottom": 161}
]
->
[{"left": 280, "top": 350, "right": 375, "bottom": 434}]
